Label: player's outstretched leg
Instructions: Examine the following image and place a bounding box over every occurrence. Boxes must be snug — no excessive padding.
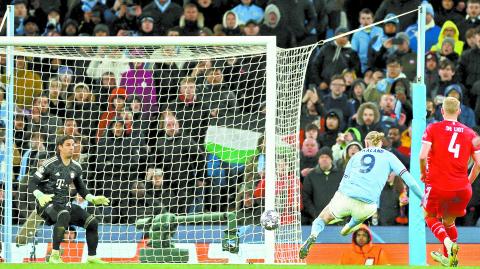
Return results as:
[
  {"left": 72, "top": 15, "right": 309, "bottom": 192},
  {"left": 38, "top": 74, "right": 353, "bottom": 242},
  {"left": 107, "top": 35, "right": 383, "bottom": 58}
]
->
[
  {"left": 299, "top": 207, "right": 335, "bottom": 259},
  {"left": 340, "top": 217, "right": 363, "bottom": 236},
  {"left": 430, "top": 250, "right": 450, "bottom": 267},
  {"left": 48, "top": 210, "right": 70, "bottom": 263}
]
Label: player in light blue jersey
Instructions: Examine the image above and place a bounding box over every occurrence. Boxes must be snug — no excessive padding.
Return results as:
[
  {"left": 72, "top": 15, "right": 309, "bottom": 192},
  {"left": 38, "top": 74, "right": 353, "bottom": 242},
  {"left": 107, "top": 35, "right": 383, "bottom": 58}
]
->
[{"left": 299, "top": 131, "right": 423, "bottom": 259}]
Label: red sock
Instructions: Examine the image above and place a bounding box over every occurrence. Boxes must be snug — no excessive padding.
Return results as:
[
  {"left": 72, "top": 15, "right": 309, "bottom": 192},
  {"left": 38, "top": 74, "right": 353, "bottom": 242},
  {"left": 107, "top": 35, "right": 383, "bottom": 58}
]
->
[
  {"left": 443, "top": 223, "right": 458, "bottom": 256},
  {"left": 425, "top": 217, "right": 449, "bottom": 245}
]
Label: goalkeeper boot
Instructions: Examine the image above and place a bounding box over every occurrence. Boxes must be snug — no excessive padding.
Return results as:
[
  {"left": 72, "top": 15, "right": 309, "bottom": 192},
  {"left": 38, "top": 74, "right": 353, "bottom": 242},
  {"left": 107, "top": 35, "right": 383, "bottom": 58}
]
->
[
  {"left": 340, "top": 222, "right": 363, "bottom": 236},
  {"left": 448, "top": 242, "right": 459, "bottom": 267},
  {"left": 87, "top": 256, "right": 108, "bottom": 264},
  {"left": 430, "top": 251, "right": 450, "bottom": 267},
  {"left": 48, "top": 251, "right": 63, "bottom": 264},
  {"left": 299, "top": 234, "right": 316, "bottom": 259}
]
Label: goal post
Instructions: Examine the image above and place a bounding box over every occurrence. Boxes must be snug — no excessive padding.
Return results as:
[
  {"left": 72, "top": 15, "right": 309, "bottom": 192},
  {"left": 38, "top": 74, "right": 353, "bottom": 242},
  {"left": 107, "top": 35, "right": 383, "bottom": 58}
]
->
[{"left": 0, "top": 32, "right": 313, "bottom": 263}]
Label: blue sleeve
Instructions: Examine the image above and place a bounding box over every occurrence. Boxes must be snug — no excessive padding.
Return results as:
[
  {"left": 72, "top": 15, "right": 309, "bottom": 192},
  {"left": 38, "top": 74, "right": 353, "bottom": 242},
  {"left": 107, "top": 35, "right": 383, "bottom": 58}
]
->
[
  {"left": 351, "top": 33, "right": 360, "bottom": 52},
  {"left": 389, "top": 153, "right": 423, "bottom": 199}
]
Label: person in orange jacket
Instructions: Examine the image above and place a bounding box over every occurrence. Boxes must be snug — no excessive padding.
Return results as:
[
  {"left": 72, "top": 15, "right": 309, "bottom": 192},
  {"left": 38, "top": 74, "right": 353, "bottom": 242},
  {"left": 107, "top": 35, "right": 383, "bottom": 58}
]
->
[{"left": 340, "top": 224, "right": 389, "bottom": 265}]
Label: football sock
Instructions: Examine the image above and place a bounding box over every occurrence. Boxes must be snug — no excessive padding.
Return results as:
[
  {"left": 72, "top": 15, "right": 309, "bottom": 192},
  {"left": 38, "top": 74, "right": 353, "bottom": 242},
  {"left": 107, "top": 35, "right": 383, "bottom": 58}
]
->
[
  {"left": 444, "top": 223, "right": 458, "bottom": 256},
  {"left": 311, "top": 217, "right": 325, "bottom": 237},
  {"left": 425, "top": 217, "right": 449, "bottom": 246}
]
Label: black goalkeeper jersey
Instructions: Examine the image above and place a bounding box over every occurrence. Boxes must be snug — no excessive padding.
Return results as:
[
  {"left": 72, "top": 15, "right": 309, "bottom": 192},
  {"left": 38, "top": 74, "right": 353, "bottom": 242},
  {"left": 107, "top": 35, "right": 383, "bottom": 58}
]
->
[{"left": 29, "top": 155, "right": 90, "bottom": 207}]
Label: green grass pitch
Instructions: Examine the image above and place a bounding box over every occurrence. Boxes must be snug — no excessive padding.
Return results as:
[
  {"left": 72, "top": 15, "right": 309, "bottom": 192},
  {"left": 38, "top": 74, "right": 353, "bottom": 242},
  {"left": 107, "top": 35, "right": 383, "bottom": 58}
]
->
[{"left": 1, "top": 264, "right": 480, "bottom": 269}]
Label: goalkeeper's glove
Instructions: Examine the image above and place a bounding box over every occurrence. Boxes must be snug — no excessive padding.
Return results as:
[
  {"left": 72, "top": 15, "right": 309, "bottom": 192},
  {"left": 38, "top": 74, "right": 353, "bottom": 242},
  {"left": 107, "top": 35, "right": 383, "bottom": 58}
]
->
[
  {"left": 33, "top": 190, "right": 54, "bottom": 207},
  {"left": 86, "top": 194, "right": 110, "bottom": 206}
]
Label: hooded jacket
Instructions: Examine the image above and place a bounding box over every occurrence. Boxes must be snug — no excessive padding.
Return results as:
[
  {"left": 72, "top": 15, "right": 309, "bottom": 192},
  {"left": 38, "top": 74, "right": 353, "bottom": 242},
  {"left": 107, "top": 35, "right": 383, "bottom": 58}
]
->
[
  {"left": 119, "top": 61, "right": 158, "bottom": 113},
  {"left": 221, "top": 10, "right": 241, "bottom": 36},
  {"left": 259, "top": 4, "right": 296, "bottom": 48},
  {"left": 434, "top": 84, "right": 477, "bottom": 128},
  {"left": 340, "top": 225, "right": 389, "bottom": 265},
  {"left": 308, "top": 40, "right": 361, "bottom": 87},
  {"left": 318, "top": 109, "right": 344, "bottom": 148},
  {"left": 430, "top": 20, "right": 464, "bottom": 56}
]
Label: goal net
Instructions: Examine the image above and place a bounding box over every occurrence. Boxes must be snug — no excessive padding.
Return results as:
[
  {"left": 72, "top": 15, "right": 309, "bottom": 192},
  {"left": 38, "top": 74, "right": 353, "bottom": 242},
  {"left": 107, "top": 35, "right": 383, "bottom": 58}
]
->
[{"left": 0, "top": 37, "right": 314, "bottom": 263}]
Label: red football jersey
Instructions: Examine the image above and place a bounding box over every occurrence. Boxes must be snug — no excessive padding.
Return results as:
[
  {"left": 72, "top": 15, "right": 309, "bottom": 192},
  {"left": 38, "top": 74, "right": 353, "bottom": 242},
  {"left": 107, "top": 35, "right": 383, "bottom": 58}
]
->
[{"left": 422, "top": 120, "right": 480, "bottom": 190}]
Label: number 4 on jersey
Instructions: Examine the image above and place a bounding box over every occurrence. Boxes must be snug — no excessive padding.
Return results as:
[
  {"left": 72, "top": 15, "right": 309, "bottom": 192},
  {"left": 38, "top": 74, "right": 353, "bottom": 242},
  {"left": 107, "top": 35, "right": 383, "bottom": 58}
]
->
[{"left": 448, "top": 132, "right": 460, "bottom": 158}]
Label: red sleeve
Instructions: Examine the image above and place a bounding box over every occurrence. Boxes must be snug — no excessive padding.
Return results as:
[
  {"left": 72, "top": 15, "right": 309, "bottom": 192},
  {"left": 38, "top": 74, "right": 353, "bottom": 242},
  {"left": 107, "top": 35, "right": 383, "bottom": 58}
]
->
[{"left": 422, "top": 124, "right": 434, "bottom": 144}]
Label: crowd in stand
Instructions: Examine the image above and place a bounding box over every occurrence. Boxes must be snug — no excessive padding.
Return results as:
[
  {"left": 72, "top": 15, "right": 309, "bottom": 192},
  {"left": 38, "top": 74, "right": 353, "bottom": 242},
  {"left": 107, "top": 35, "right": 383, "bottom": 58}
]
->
[{"left": 0, "top": 0, "right": 479, "bottom": 228}]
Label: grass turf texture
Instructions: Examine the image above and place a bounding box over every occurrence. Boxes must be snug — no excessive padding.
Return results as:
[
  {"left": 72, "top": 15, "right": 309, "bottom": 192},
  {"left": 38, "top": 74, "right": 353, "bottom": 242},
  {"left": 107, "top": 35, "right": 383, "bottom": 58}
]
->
[{"left": 1, "top": 265, "right": 480, "bottom": 269}]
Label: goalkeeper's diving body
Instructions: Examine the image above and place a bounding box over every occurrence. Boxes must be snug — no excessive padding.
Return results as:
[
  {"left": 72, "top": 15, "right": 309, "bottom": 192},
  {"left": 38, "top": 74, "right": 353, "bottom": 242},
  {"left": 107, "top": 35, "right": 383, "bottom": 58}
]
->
[
  {"left": 299, "top": 131, "right": 423, "bottom": 259},
  {"left": 28, "top": 135, "right": 110, "bottom": 263}
]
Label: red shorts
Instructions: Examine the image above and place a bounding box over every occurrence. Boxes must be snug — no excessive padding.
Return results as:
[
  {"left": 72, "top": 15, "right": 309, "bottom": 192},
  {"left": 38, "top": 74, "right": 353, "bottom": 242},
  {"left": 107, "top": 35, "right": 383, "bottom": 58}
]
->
[{"left": 423, "top": 185, "right": 472, "bottom": 218}]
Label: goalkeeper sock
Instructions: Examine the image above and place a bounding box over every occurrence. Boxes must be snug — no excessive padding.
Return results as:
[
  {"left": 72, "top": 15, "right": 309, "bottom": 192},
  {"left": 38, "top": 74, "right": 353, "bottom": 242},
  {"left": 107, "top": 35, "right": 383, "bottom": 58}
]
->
[
  {"left": 443, "top": 224, "right": 458, "bottom": 256},
  {"left": 85, "top": 216, "right": 99, "bottom": 256},
  {"left": 425, "top": 217, "right": 449, "bottom": 244},
  {"left": 311, "top": 217, "right": 325, "bottom": 237}
]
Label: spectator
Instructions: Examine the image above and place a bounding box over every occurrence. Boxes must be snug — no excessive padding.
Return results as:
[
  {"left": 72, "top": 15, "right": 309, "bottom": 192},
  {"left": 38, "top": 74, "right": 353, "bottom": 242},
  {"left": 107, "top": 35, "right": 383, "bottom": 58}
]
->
[
  {"left": 425, "top": 52, "right": 440, "bottom": 94},
  {"left": 340, "top": 224, "right": 389, "bottom": 265},
  {"left": 118, "top": 181, "right": 163, "bottom": 224},
  {"left": 392, "top": 32, "right": 417, "bottom": 81},
  {"left": 348, "top": 79, "right": 367, "bottom": 124},
  {"left": 393, "top": 79, "right": 412, "bottom": 122},
  {"left": 259, "top": 4, "right": 296, "bottom": 48},
  {"left": 61, "top": 19, "right": 79, "bottom": 36},
  {"left": 92, "top": 72, "right": 119, "bottom": 112},
  {"left": 26, "top": 96, "right": 63, "bottom": 151},
  {"left": 465, "top": 27, "right": 478, "bottom": 50},
  {"left": 435, "top": 0, "right": 464, "bottom": 27},
  {"left": 458, "top": 27, "right": 480, "bottom": 90},
  {"left": 96, "top": 119, "right": 144, "bottom": 207},
  {"left": 312, "top": 0, "right": 328, "bottom": 40},
  {"left": 388, "top": 125, "right": 410, "bottom": 157},
  {"left": 193, "top": 0, "right": 227, "bottom": 30},
  {"left": 336, "top": 140, "right": 363, "bottom": 170},
  {"left": 378, "top": 173, "right": 408, "bottom": 226},
  {"left": 143, "top": 0, "right": 183, "bottom": 35},
  {"left": 459, "top": 0, "right": 480, "bottom": 41},
  {"left": 145, "top": 168, "right": 171, "bottom": 213},
  {"left": 232, "top": 0, "right": 264, "bottom": 25},
  {"left": 322, "top": 75, "right": 351, "bottom": 123},
  {"left": 1, "top": 56, "right": 42, "bottom": 110},
  {"left": 149, "top": 112, "right": 206, "bottom": 215},
  {"left": 46, "top": 78, "right": 68, "bottom": 119},
  {"left": 351, "top": 8, "right": 383, "bottom": 74},
  {"left": 69, "top": 0, "right": 114, "bottom": 32},
  {"left": 23, "top": 17, "right": 40, "bottom": 36},
  {"left": 431, "top": 59, "right": 458, "bottom": 100},
  {"left": 200, "top": 68, "right": 237, "bottom": 122},
  {"left": 426, "top": 98, "right": 439, "bottom": 125},
  {"left": 243, "top": 20, "right": 260, "bottom": 36},
  {"left": 300, "top": 138, "right": 319, "bottom": 181},
  {"left": 57, "top": 65, "right": 75, "bottom": 96},
  {"left": 66, "top": 83, "right": 100, "bottom": 142},
  {"left": 97, "top": 89, "right": 127, "bottom": 140},
  {"left": 302, "top": 146, "right": 343, "bottom": 224},
  {"left": 215, "top": 10, "right": 241, "bottom": 36},
  {"left": 13, "top": 0, "right": 29, "bottom": 36},
  {"left": 332, "top": 127, "right": 362, "bottom": 163},
  {"left": 368, "top": 13, "right": 400, "bottom": 72},
  {"left": 364, "top": 56, "right": 406, "bottom": 103},
  {"left": 308, "top": 27, "right": 361, "bottom": 94},
  {"left": 318, "top": 109, "right": 343, "bottom": 148},
  {"left": 120, "top": 49, "right": 158, "bottom": 113},
  {"left": 179, "top": 3, "right": 207, "bottom": 36},
  {"left": 136, "top": 15, "right": 157, "bottom": 36},
  {"left": 379, "top": 93, "right": 400, "bottom": 133},
  {"left": 86, "top": 47, "right": 129, "bottom": 85},
  {"left": 355, "top": 102, "right": 382, "bottom": 140},
  {"left": 374, "top": 0, "right": 421, "bottom": 31},
  {"left": 300, "top": 90, "right": 323, "bottom": 130},
  {"left": 431, "top": 20, "right": 464, "bottom": 56},
  {"left": 110, "top": 0, "right": 141, "bottom": 34},
  {"left": 405, "top": 2, "right": 441, "bottom": 53},
  {"left": 435, "top": 84, "right": 477, "bottom": 127},
  {"left": 268, "top": 0, "right": 318, "bottom": 45}
]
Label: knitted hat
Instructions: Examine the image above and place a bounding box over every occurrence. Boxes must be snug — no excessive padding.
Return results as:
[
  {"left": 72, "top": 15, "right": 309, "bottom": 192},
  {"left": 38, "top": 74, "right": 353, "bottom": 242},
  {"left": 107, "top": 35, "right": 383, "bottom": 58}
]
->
[
  {"left": 318, "top": 146, "right": 333, "bottom": 160},
  {"left": 442, "top": 37, "right": 455, "bottom": 48},
  {"left": 384, "top": 13, "right": 400, "bottom": 26}
]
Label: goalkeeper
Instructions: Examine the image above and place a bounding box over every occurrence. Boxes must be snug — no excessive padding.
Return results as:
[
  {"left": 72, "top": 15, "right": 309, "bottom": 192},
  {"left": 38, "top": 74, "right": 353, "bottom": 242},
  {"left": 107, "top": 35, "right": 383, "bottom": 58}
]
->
[{"left": 28, "top": 135, "right": 110, "bottom": 264}]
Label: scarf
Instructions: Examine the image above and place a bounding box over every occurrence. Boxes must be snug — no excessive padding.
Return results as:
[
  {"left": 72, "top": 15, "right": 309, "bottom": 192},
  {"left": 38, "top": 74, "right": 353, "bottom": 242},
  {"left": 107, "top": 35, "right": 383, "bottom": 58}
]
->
[{"left": 154, "top": 0, "right": 171, "bottom": 13}]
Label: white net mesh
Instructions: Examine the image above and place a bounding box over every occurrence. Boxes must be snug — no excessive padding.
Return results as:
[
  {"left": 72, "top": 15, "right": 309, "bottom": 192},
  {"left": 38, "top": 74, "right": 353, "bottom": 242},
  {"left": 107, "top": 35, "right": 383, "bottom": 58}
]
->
[{"left": 0, "top": 42, "right": 313, "bottom": 263}]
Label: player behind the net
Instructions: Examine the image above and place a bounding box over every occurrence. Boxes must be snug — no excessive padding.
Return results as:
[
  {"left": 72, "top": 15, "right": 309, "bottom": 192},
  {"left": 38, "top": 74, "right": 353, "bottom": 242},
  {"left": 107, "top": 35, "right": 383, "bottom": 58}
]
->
[
  {"left": 299, "top": 131, "right": 423, "bottom": 259},
  {"left": 28, "top": 135, "right": 110, "bottom": 263},
  {"left": 419, "top": 96, "right": 480, "bottom": 267}
]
